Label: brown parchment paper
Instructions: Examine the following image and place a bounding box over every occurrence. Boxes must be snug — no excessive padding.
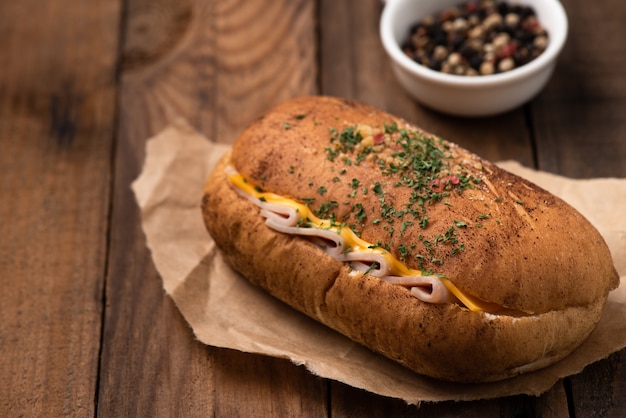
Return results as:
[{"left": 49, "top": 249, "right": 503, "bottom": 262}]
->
[{"left": 131, "top": 119, "right": 626, "bottom": 405}]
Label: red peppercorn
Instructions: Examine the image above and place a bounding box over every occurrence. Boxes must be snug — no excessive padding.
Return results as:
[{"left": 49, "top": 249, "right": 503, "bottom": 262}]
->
[{"left": 497, "top": 42, "right": 517, "bottom": 59}]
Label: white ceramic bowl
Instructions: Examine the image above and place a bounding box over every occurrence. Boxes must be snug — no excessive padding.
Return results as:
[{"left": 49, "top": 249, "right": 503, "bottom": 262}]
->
[{"left": 380, "top": 0, "right": 568, "bottom": 117}]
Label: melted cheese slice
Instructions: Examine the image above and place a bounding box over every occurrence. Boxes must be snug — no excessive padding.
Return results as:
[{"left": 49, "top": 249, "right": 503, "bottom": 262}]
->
[{"left": 228, "top": 170, "right": 502, "bottom": 313}]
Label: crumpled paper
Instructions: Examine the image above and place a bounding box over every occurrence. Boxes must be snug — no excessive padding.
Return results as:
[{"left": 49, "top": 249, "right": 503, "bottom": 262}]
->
[{"left": 131, "top": 119, "right": 626, "bottom": 405}]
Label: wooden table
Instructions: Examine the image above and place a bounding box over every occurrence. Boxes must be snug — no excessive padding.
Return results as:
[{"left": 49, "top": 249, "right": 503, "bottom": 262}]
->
[{"left": 1, "top": 0, "right": 625, "bottom": 416}]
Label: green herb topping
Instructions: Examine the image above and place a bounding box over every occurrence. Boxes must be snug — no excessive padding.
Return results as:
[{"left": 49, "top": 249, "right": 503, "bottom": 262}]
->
[{"left": 284, "top": 122, "right": 496, "bottom": 272}]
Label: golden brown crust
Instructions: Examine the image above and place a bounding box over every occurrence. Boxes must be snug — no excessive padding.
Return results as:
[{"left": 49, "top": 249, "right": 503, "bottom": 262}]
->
[
  {"left": 202, "top": 96, "right": 619, "bottom": 382},
  {"left": 228, "top": 96, "right": 618, "bottom": 313},
  {"left": 203, "top": 153, "right": 607, "bottom": 382}
]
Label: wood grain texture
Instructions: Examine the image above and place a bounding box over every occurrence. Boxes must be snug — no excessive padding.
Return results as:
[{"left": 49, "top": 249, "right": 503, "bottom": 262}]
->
[
  {"left": 118, "top": 0, "right": 317, "bottom": 145},
  {"left": 532, "top": 0, "right": 626, "bottom": 178},
  {"left": 97, "top": 0, "right": 325, "bottom": 416},
  {"left": 97, "top": 161, "right": 216, "bottom": 417},
  {"left": 569, "top": 351, "right": 626, "bottom": 417},
  {"left": 212, "top": 349, "right": 327, "bottom": 418},
  {"left": 0, "top": 0, "right": 120, "bottom": 416},
  {"left": 330, "top": 381, "right": 569, "bottom": 418}
]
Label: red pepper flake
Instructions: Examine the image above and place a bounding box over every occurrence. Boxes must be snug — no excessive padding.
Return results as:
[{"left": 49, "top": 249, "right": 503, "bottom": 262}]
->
[{"left": 431, "top": 175, "right": 460, "bottom": 191}]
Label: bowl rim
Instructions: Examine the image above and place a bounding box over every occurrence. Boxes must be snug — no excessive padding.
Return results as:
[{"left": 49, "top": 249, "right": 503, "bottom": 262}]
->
[{"left": 380, "top": 0, "right": 569, "bottom": 88}]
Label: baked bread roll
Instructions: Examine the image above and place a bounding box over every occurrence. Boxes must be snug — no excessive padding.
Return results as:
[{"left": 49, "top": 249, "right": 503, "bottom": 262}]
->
[{"left": 201, "top": 96, "right": 619, "bottom": 382}]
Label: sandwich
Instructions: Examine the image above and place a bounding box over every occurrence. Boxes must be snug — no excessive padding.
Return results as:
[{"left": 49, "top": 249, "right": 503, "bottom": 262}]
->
[{"left": 201, "top": 96, "right": 619, "bottom": 382}]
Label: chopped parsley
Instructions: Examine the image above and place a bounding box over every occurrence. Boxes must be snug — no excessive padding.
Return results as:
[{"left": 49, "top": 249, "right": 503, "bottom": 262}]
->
[{"left": 284, "top": 123, "right": 494, "bottom": 270}]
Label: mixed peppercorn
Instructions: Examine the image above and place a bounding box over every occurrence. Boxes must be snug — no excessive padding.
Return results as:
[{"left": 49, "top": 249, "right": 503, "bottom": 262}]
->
[{"left": 401, "top": 0, "right": 549, "bottom": 76}]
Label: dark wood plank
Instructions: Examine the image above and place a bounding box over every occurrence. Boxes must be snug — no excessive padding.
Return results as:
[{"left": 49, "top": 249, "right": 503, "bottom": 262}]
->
[
  {"left": 533, "top": 0, "right": 626, "bottom": 178},
  {"left": 568, "top": 352, "right": 626, "bottom": 417},
  {"left": 212, "top": 349, "right": 327, "bottom": 418},
  {"left": 330, "top": 381, "right": 569, "bottom": 418},
  {"left": 0, "top": 0, "right": 121, "bottom": 416},
  {"left": 97, "top": 146, "right": 217, "bottom": 417},
  {"left": 97, "top": 0, "right": 326, "bottom": 416}
]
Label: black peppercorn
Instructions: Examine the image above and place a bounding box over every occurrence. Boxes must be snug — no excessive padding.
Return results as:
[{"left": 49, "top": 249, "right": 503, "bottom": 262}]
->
[
  {"left": 428, "top": 58, "right": 443, "bottom": 71},
  {"left": 469, "top": 55, "right": 483, "bottom": 70},
  {"left": 433, "top": 32, "right": 448, "bottom": 47}
]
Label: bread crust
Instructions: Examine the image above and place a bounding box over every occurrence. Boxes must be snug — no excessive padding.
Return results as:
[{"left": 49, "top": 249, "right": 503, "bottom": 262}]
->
[{"left": 202, "top": 96, "right": 619, "bottom": 382}]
